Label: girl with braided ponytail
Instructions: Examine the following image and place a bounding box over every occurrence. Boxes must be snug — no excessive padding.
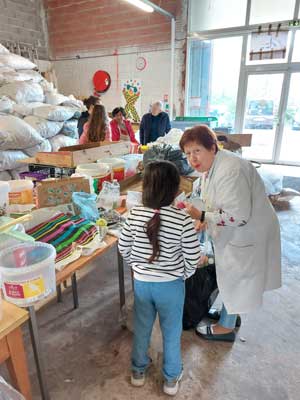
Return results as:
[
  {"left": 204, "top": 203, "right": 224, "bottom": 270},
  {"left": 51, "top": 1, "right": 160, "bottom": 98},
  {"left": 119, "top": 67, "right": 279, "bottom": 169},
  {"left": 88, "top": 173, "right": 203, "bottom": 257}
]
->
[{"left": 119, "top": 160, "right": 201, "bottom": 396}]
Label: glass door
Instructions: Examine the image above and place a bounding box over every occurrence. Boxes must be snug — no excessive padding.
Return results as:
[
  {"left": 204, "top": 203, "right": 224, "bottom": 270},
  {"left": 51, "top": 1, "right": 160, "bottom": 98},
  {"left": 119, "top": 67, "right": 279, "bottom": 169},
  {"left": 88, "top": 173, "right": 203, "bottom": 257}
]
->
[
  {"left": 241, "top": 73, "right": 284, "bottom": 161},
  {"left": 278, "top": 73, "right": 300, "bottom": 164}
]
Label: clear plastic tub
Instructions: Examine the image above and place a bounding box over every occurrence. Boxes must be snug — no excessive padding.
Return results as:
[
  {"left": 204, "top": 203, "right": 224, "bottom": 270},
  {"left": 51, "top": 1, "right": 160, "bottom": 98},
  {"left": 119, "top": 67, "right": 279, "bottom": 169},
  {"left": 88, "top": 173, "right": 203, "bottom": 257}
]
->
[{"left": 0, "top": 242, "right": 56, "bottom": 307}]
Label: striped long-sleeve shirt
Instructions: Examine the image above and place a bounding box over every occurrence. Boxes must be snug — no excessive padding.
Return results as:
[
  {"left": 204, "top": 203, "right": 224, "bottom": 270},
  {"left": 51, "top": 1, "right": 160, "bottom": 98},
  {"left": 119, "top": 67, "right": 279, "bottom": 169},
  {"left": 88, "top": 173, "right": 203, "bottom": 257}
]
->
[{"left": 118, "top": 206, "right": 202, "bottom": 282}]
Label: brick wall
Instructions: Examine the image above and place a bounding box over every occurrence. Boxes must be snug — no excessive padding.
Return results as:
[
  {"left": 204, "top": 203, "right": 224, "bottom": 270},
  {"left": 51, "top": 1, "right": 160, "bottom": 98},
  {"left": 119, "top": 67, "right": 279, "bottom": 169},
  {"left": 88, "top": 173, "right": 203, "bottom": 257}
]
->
[
  {"left": 45, "top": 0, "right": 178, "bottom": 59},
  {"left": 0, "top": 0, "right": 48, "bottom": 59},
  {"left": 47, "top": 0, "right": 188, "bottom": 116}
]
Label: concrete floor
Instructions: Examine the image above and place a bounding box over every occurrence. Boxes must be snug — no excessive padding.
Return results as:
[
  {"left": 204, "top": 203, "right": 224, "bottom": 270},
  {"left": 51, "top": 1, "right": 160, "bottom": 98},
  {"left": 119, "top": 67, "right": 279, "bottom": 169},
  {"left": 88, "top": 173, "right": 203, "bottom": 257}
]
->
[{"left": 1, "top": 198, "right": 300, "bottom": 400}]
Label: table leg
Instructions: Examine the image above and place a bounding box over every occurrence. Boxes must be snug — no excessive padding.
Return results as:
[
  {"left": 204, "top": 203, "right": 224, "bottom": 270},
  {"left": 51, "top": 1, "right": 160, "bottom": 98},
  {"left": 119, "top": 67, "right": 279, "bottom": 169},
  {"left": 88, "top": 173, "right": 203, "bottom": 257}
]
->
[
  {"left": 56, "top": 284, "right": 62, "bottom": 303},
  {"left": 71, "top": 273, "right": 79, "bottom": 309},
  {"left": 6, "top": 327, "right": 32, "bottom": 400},
  {"left": 117, "top": 250, "right": 126, "bottom": 325},
  {"left": 28, "top": 306, "right": 51, "bottom": 400}
]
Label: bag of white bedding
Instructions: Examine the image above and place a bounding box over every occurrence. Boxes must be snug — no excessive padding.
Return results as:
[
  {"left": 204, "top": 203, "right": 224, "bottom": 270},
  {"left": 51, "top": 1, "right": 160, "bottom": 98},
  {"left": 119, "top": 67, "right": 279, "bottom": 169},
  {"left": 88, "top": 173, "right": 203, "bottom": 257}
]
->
[
  {"left": 0, "top": 150, "right": 28, "bottom": 171},
  {"left": 0, "top": 53, "right": 36, "bottom": 70},
  {"left": 0, "top": 115, "right": 43, "bottom": 150},
  {"left": 33, "top": 105, "right": 77, "bottom": 122},
  {"left": 24, "top": 116, "right": 63, "bottom": 139},
  {"left": 0, "top": 82, "right": 44, "bottom": 103}
]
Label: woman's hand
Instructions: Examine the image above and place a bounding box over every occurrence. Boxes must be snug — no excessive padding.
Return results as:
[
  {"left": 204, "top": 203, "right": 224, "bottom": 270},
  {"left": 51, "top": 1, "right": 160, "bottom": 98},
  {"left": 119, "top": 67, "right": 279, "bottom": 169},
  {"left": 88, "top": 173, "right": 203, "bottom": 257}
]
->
[
  {"left": 194, "top": 220, "right": 207, "bottom": 232},
  {"left": 197, "top": 255, "right": 208, "bottom": 268},
  {"left": 184, "top": 203, "right": 202, "bottom": 220}
]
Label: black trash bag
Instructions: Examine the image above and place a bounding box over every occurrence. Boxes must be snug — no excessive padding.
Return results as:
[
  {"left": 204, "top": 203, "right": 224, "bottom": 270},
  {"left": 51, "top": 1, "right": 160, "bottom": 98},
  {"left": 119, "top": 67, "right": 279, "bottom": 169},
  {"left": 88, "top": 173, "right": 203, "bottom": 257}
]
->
[
  {"left": 143, "top": 144, "right": 194, "bottom": 176},
  {"left": 183, "top": 263, "right": 218, "bottom": 330}
]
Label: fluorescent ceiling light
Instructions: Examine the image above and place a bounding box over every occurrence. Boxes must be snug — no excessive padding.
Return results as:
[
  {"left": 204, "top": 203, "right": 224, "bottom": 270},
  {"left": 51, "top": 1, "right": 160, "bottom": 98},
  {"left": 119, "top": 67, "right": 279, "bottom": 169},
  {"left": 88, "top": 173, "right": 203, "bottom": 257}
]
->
[{"left": 124, "top": 0, "right": 154, "bottom": 13}]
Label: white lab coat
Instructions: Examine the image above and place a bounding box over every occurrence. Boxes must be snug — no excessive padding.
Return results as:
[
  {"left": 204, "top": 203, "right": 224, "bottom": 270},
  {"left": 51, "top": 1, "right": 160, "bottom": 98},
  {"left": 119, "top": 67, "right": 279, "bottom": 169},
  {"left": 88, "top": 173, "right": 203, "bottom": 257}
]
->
[{"left": 202, "top": 150, "right": 281, "bottom": 314}]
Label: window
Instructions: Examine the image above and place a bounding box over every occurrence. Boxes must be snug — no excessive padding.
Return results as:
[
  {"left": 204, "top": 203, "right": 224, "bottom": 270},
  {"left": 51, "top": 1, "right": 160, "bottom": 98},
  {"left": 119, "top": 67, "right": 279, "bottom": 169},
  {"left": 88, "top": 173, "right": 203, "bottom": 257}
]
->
[
  {"left": 187, "top": 37, "right": 243, "bottom": 132},
  {"left": 189, "top": 0, "right": 247, "bottom": 32},
  {"left": 250, "top": 0, "right": 296, "bottom": 24}
]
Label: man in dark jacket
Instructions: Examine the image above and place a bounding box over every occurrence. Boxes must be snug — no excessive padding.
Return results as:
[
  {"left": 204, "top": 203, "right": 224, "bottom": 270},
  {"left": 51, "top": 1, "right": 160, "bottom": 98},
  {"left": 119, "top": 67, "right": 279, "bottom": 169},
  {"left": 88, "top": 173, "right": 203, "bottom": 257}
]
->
[
  {"left": 139, "top": 101, "right": 171, "bottom": 145},
  {"left": 77, "top": 96, "right": 100, "bottom": 137}
]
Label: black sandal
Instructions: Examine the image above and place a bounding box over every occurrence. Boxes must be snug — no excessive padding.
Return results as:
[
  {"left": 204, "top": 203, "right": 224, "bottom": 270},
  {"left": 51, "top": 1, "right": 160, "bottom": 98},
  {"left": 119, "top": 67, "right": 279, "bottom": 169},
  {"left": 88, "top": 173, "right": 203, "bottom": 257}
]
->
[
  {"left": 207, "top": 310, "right": 242, "bottom": 328},
  {"left": 195, "top": 325, "right": 236, "bottom": 342}
]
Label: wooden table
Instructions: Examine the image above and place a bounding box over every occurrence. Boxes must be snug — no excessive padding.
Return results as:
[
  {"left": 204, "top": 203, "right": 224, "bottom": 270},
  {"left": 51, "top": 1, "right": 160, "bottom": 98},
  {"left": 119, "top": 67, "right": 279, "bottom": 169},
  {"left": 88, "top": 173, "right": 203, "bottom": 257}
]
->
[
  {"left": 0, "top": 301, "right": 32, "bottom": 400},
  {"left": 55, "top": 235, "right": 126, "bottom": 319}
]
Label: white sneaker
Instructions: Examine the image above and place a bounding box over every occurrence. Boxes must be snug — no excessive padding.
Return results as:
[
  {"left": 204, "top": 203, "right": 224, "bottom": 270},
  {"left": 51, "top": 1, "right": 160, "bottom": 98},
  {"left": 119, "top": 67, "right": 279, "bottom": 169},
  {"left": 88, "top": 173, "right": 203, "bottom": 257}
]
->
[
  {"left": 131, "top": 371, "right": 146, "bottom": 387},
  {"left": 163, "top": 371, "right": 183, "bottom": 396}
]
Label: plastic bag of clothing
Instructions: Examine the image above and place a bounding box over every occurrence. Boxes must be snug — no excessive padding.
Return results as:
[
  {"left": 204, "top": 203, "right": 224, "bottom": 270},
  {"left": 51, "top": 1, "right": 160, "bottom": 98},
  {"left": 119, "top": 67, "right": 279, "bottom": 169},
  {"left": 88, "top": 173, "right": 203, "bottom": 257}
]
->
[
  {"left": 0, "top": 170, "right": 12, "bottom": 180},
  {"left": 0, "top": 150, "right": 28, "bottom": 171},
  {"left": 24, "top": 116, "right": 63, "bottom": 139},
  {"left": 0, "top": 96, "right": 14, "bottom": 113},
  {"left": 60, "top": 118, "right": 79, "bottom": 139},
  {"left": 33, "top": 105, "right": 77, "bottom": 122},
  {"left": 143, "top": 144, "right": 194, "bottom": 176},
  {"left": 72, "top": 192, "right": 99, "bottom": 222},
  {"left": 258, "top": 166, "right": 283, "bottom": 195},
  {"left": 12, "top": 102, "right": 46, "bottom": 117},
  {"left": 49, "top": 134, "right": 77, "bottom": 151},
  {"left": 0, "top": 53, "right": 36, "bottom": 70},
  {"left": 0, "top": 115, "right": 43, "bottom": 150},
  {"left": 0, "top": 69, "right": 42, "bottom": 84},
  {"left": 0, "top": 82, "right": 44, "bottom": 103},
  {"left": 0, "top": 375, "right": 25, "bottom": 400},
  {"left": 24, "top": 139, "right": 52, "bottom": 157},
  {"left": 45, "top": 90, "right": 69, "bottom": 106},
  {"left": 183, "top": 263, "right": 218, "bottom": 330},
  {"left": 0, "top": 44, "right": 9, "bottom": 54}
]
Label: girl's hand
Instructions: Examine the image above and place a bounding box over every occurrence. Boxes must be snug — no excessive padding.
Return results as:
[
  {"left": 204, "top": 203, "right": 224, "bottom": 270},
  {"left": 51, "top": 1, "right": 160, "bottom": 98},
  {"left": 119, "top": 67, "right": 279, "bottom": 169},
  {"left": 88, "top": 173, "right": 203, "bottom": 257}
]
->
[
  {"left": 197, "top": 255, "right": 208, "bottom": 267},
  {"left": 184, "top": 203, "right": 202, "bottom": 219},
  {"left": 194, "top": 220, "right": 207, "bottom": 232}
]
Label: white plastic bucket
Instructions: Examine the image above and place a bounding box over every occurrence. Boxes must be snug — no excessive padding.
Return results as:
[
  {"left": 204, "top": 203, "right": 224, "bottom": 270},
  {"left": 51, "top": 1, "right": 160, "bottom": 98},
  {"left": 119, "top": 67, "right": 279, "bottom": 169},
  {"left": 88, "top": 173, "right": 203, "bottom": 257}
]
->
[
  {"left": 8, "top": 180, "right": 34, "bottom": 205},
  {"left": 0, "top": 242, "right": 56, "bottom": 307},
  {"left": 97, "top": 158, "right": 125, "bottom": 181},
  {"left": 76, "top": 163, "right": 111, "bottom": 193},
  {"left": 0, "top": 181, "right": 9, "bottom": 216}
]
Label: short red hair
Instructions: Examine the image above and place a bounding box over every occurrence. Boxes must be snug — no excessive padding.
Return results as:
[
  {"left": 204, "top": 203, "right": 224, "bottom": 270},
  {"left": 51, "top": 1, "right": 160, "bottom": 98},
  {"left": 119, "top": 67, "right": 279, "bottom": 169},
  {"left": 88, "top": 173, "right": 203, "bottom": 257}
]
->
[{"left": 179, "top": 125, "right": 218, "bottom": 153}]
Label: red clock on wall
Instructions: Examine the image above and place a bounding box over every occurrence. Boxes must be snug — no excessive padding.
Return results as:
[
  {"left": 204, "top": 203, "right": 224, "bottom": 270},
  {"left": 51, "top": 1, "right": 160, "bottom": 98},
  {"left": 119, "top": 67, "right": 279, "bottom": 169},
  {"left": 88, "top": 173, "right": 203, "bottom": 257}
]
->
[
  {"left": 93, "top": 70, "right": 111, "bottom": 93},
  {"left": 136, "top": 56, "right": 147, "bottom": 71}
]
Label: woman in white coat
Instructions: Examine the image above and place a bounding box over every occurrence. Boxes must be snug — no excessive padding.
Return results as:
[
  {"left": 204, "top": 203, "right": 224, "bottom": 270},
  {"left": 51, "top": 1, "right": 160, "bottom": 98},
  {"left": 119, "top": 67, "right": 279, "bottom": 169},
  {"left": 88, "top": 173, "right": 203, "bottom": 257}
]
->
[{"left": 180, "top": 125, "right": 281, "bottom": 342}]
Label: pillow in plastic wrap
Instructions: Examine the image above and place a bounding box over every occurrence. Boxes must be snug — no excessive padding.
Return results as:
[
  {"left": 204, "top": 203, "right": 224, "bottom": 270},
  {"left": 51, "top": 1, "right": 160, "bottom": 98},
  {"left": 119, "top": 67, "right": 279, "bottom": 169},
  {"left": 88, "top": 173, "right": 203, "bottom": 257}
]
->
[
  {"left": 33, "top": 105, "right": 77, "bottom": 122},
  {"left": 45, "top": 90, "right": 69, "bottom": 105},
  {"left": 0, "top": 170, "right": 12, "bottom": 180},
  {"left": 0, "top": 53, "right": 36, "bottom": 70},
  {"left": 24, "top": 138, "right": 52, "bottom": 156},
  {"left": 60, "top": 118, "right": 79, "bottom": 139},
  {"left": 24, "top": 115, "right": 63, "bottom": 139},
  {"left": 12, "top": 102, "right": 46, "bottom": 117},
  {"left": 0, "top": 96, "right": 14, "bottom": 113},
  {"left": 0, "top": 44, "right": 10, "bottom": 54},
  {"left": 155, "top": 128, "right": 183, "bottom": 146},
  {"left": 49, "top": 134, "right": 77, "bottom": 151},
  {"left": 258, "top": 166, "right": 283, "bottom": 195},
  {"left": 0, "top": 150, "right": 28, "bottom": 171},
  {"left": 62, "top": 95, "right": 85, "bottom": 111},
  {"left": 0, "top": 82, "right": 44, "bottom": 103},
  {"left": 0, "top": 69, "right": 43, "bottom": 84},
  {"left": 0, "top": 115, "right": 43, "bottom": 150}
]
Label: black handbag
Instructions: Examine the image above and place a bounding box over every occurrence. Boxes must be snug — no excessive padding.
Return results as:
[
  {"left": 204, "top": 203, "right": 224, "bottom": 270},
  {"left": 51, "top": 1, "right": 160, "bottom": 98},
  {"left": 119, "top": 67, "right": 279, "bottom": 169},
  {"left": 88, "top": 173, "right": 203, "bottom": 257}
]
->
[{"left": 183, "top": 263, "right": 218, "bottom": 330}]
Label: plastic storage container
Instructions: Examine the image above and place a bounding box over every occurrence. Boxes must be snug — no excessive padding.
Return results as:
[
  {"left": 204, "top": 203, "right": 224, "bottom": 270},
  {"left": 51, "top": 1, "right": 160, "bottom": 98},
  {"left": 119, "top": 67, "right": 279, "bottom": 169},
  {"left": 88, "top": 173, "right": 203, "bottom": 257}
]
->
[
  {"left": 0, "top": 217, "right": 33, "bottom": 252},
  {"left": 121, "top": 154, "right": 143, "bottom": 178},
  {"left": 8, "top": 180, "right": 34, "bottom": 205},
  {"left": 97, "top": 158, "right": 126, "bottom": 181},
  {"left": 76, "top": 163, "right": 111, "bottom": 194},
  {"left": 0, "top": 181, "right": 9, "bottom": 216},
  {"left": 0, "top": 242, "right": 56, "bottom": 307}
]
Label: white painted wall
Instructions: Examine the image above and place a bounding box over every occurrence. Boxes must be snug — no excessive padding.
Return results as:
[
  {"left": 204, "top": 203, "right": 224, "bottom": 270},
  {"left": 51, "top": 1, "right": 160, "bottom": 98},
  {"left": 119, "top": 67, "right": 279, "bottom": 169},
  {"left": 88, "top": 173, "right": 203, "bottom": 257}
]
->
[{"left": 52, "top": 48, "right": 183, "bottom": 117}]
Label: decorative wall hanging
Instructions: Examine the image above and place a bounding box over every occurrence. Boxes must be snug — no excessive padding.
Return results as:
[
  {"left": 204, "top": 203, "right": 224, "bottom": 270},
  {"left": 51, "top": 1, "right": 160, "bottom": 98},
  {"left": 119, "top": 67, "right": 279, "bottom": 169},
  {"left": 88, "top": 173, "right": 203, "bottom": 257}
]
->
[
  {"left": 93, "top": 70, "right": 111, "bottom": 94},
  {"left": 122, "top": 79, "right": 141, "bottom": 122}
]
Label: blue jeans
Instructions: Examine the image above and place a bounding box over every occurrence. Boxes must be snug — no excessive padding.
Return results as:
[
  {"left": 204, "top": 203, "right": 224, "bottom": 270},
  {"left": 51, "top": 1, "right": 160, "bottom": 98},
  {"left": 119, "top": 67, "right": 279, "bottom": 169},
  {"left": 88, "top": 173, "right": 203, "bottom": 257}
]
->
[
  {"left": 132, "top": 278, "right": 185, "bottom": 382},
  {"left": 219, "top": 303, "right": 237, "bottom": 329}
]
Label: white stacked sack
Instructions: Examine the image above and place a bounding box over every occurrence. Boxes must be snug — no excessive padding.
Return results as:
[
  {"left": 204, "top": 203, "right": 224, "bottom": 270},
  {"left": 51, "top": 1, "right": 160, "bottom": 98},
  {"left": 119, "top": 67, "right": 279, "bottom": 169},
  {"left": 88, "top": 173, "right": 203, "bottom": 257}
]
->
[{"left": 0, "top": 43, "right": 84, "bottom": 180}]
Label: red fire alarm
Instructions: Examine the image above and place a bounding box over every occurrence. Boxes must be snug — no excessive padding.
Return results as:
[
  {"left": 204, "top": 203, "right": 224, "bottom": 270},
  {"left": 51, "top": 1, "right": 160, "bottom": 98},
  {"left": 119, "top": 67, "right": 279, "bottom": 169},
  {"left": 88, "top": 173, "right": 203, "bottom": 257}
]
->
[{"left": 93, "top": 70, "right": 111, "bottom": 93}]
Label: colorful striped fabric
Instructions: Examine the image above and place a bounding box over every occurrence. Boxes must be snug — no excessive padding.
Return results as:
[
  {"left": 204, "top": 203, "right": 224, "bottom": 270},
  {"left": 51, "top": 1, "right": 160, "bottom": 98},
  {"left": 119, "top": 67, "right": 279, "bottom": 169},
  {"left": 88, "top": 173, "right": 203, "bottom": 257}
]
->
[{"left": 26, "top": 213, "right": 98, "bottom": 263}]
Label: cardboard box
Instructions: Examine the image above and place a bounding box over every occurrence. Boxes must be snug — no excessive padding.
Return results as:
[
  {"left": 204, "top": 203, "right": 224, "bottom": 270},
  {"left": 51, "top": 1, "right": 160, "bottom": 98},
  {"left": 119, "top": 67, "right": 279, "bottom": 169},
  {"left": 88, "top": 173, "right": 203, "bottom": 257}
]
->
[
  {"left": 36, "top": 177, "right": 90, "bottom": 208},
  {"left": 35, "top": 141, "right": 131, "bottom": 168}
]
